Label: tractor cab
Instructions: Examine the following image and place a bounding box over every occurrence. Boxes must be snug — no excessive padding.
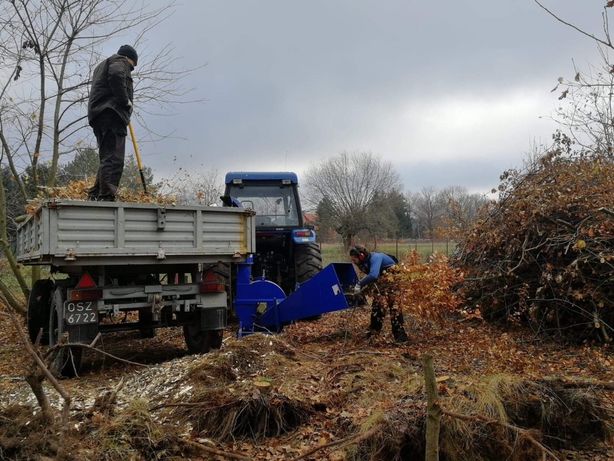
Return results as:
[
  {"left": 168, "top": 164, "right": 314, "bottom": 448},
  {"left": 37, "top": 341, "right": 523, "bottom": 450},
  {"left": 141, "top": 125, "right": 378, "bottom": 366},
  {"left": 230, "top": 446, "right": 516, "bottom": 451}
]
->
[{"left": 224, "top": 172, "right": 322, "bottom": 293}]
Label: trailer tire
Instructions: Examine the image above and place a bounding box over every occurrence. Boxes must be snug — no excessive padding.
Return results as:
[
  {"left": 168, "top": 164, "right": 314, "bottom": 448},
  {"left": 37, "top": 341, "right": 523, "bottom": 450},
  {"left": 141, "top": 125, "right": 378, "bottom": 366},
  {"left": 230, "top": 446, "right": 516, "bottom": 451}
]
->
[
  {"left": 183, "top": 326, "right": 223, "bottom": 354},
  {"left": 49, "top": 288, "right": 83, "bottom": 377},
  {"left": 138, "top": 309, "right": 156, "bottom": 339},
  {"left": 27, "top": 279, "right": 55, "bottom": 345}
]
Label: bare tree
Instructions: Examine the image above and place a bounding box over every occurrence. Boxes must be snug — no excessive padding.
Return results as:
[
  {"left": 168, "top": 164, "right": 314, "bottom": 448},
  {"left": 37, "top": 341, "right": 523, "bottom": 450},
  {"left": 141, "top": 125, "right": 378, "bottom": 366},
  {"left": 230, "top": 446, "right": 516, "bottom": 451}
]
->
[
  {"left": 0, "top": 0, "right": 194, "bottom": 304},
  {"left": 304, "top": 151, "right": 400, "bottom": 249},
  {"left": 437, "top": 186, "right": 488, "bottom": 240},
  {"left": 408, "top": 186, "right": 488, "bottom": 240},
  {"left": 535, "top": 0, "right": 614, "bottom": 155},
  {"left": 164, "top": 168, "right": 223, "bottom": 206},
  {"left": 409, "top": 187, "right": 443, "bottom": 239}
]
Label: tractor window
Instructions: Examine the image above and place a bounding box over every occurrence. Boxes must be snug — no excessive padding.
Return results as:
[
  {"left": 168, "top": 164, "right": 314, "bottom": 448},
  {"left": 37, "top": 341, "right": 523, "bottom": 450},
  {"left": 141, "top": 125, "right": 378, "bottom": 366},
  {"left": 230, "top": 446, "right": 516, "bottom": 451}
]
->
[{"left": 228, "top": 185, "right": 299, "bottom": 227}]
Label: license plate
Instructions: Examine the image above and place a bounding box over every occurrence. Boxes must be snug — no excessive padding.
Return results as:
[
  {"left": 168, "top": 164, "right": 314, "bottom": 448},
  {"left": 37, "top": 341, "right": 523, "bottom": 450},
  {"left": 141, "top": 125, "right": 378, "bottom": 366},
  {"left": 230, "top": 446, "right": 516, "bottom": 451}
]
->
[{"left": 63, "top": 301, "right": 98, "bottom": 325}]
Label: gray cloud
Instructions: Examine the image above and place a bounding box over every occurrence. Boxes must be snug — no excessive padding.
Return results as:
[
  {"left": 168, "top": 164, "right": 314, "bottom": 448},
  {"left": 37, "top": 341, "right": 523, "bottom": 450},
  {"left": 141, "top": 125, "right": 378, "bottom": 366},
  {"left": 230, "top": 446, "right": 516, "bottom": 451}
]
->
[{"left": 126, "top": 1, "right": 603, "bottom": 191}]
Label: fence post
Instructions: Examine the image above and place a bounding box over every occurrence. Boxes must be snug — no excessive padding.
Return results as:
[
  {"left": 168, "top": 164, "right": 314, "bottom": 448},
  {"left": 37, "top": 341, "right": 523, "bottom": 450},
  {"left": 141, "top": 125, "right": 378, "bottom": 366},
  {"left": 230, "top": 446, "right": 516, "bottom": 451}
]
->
[{"left": 423, "top": 354, "right": 441, "bottom": 461}]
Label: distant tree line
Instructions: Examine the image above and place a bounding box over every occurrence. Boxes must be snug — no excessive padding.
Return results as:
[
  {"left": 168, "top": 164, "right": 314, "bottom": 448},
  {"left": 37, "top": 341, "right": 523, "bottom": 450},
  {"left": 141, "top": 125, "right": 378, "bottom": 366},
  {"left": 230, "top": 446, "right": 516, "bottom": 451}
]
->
[{"left": 304, "top": 152, "right": 488, "bottom": 247}]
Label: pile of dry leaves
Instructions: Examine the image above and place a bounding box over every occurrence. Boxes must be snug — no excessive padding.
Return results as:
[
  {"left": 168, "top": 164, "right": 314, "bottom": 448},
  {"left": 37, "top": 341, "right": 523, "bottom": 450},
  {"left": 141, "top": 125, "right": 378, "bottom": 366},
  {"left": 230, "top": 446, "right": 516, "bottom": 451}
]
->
[
  {"left": 25, "top": 178, "right": 177, "bottom": 214},
  {"left": 392, "top": 251, "right": 464, "bottom": 323}
]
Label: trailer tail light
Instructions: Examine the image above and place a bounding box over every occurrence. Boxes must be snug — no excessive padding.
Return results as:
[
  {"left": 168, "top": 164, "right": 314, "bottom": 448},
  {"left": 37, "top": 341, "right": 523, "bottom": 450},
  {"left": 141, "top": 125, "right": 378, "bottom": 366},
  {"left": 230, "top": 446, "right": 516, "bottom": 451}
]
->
[
  {"left": 199, "top": 271, "right": 226, "bottom": 294},
  {"left": 69, "top": 273, "right": 102, "bottom": 301}
]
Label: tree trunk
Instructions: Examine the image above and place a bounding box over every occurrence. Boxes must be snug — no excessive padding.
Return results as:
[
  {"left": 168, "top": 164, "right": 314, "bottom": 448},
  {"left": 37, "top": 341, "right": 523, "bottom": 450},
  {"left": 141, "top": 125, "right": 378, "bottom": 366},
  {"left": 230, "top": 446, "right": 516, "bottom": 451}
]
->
[
  {"left": 342, "top": 233, "right": 353, "bottom": 251},
  {"left": 25, "top": 370, "right": 53, "bottom": 423}
]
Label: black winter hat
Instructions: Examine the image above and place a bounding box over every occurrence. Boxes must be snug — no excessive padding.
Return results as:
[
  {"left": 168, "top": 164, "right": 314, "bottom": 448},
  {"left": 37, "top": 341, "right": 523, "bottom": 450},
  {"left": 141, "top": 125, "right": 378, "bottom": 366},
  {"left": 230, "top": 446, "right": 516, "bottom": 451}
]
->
[{"left": 117, "top": 45, "right": 138, "bottom": 66}]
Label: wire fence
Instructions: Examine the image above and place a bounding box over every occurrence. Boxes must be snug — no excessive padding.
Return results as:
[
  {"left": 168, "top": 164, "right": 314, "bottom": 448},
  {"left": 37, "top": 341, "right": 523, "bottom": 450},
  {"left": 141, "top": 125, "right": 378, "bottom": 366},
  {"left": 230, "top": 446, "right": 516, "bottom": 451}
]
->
[{"left": 321, "top": 240, "right": 457, "bottom": 266}]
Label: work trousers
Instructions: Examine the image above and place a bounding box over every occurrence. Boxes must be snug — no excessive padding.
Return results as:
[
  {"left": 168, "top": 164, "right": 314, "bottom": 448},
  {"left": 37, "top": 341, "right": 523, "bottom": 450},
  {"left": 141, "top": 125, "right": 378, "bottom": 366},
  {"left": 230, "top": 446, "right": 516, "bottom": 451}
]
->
[
  {"left": 366, "top": 266, "right": 408, "bottom": 342},
  {"left": 88, "top": 110, "right": 127, "bottom": 201}
]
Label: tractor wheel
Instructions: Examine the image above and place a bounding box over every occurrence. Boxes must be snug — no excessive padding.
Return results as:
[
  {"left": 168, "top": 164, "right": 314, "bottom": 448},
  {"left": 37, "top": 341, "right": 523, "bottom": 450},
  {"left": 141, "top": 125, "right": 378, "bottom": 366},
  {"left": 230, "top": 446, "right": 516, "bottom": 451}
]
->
[
  {"left": 295, "top": 242, "right": 323, "bottom": 285},
  {"left": 27, "top": 279, "right": 55, "bottom": 345},
  {"left": 295, "top": 242, "right": 323, "bottom": 320},
  {"left": 183, "top": 325, "right": 223, "bottom": 354},
  {"left": 48, "top": 287, "right": 83, "bottom": 377}
]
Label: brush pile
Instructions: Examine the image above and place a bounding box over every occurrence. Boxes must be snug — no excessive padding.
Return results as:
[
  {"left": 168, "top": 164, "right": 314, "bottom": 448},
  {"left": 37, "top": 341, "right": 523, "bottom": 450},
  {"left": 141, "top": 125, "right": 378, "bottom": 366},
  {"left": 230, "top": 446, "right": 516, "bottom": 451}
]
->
[
  {"left": 455, "top": 150, "right": 614, "bottom": 342},
  {"left": 170, "top": 334, "right": 312, "bottom": 441}
]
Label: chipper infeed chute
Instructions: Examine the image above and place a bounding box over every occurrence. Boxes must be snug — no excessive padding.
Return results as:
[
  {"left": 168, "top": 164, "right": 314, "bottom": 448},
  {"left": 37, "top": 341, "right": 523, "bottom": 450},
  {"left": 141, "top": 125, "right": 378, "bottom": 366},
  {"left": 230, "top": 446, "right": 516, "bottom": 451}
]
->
[{"left": 234, "top": 255, "right": 358, "bottom": 336}]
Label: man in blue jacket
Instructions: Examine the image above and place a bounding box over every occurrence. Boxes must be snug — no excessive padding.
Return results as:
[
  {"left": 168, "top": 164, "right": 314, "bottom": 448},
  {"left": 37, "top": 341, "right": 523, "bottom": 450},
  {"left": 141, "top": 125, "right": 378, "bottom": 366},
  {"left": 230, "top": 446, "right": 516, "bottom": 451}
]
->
[
  {"left": 350, "top": 245, "right": 408, "bottom": 343},
  {"left": 87, "top": 45, "right": 138, "bottom": 201}
]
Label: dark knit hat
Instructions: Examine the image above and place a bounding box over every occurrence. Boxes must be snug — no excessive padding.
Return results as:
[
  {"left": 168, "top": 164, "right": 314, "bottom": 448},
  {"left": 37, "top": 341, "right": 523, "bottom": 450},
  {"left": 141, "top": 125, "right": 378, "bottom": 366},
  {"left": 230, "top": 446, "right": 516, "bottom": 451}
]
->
[{"left": 117, "top": 45, "right": 138, "bottom": 66}]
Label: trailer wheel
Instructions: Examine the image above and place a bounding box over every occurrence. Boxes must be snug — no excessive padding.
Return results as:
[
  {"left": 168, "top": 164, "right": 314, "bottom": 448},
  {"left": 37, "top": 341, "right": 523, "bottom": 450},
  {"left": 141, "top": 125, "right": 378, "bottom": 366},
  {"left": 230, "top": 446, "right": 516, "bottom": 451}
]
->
[
  {"left": 27, "top": 279, "right": 55, "bottom": 345},
  {"left": 203, "top": 263, "right": 233, "bottom": 321},
  {"left": 48, "top": 288, "right": 83, "bottom": 377},
  {"left": 138, "top": 309, "right": 156, "bottom": 339},
  {"left": 183, "top": 326, "right": 223, "bottom": 354}
]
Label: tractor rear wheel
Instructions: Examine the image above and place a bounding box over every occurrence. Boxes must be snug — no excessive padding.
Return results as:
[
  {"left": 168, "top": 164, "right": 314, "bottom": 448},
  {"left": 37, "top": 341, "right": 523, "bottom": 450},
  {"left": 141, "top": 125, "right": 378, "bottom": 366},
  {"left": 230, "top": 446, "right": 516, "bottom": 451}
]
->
[
  {"left": 295, "top": 242, "right": 323, "bottom": 320},
  {"left": 295, "top": 242, "right": 323, "bottom": 285}
]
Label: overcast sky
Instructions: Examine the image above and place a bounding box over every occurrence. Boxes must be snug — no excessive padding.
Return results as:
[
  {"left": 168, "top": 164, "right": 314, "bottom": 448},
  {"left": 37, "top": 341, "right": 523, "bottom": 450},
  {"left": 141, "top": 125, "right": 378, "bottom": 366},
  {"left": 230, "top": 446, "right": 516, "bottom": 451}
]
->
[{"left": 110, "top": 1, "right": 605, "bottom": 193}]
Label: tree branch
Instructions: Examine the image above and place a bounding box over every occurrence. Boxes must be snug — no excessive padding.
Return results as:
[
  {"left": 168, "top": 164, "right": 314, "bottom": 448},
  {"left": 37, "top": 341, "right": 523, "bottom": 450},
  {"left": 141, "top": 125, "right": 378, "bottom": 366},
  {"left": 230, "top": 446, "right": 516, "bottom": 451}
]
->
[{"left": 534, "top": 0, "right": 613, "bottom": 49}]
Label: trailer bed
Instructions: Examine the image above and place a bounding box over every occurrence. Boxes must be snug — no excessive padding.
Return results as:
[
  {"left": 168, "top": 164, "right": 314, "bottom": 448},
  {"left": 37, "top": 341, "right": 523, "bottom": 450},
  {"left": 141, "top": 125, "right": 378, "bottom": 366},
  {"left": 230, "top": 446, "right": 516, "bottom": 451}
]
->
[{"left": 16, "top": 200, "right": 255, "bottom": 267}]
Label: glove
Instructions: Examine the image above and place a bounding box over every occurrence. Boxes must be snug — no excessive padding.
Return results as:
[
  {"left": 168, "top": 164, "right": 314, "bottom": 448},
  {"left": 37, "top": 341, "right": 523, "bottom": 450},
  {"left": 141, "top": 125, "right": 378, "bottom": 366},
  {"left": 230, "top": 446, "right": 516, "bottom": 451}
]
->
[{"left": 353, "top": 284, "right": 362, "bottom": 294}]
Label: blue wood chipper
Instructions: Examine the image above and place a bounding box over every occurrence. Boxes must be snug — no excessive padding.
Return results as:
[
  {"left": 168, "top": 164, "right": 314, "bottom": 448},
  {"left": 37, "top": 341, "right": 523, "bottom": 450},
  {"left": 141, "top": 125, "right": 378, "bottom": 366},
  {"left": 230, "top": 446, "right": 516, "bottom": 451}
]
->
[{"left": 233, "top": 255, "right": 359, "bottom": 336}]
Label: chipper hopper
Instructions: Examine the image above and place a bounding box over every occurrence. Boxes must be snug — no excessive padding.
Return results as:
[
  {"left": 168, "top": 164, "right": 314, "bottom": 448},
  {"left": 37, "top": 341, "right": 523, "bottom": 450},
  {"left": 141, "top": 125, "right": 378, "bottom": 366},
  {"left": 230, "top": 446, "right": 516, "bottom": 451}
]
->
[{"left": 234, "top": 255, "right": 359, "bottom": 336}]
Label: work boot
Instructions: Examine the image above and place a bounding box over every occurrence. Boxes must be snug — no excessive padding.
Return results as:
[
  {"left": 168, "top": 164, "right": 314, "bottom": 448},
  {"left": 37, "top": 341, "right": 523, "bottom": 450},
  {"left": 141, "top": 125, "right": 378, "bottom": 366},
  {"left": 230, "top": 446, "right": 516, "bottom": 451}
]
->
[
  {"left": 369, "top": 310, "right": 383, "bottom": 332},
  {"left": 393, "top": 328, "right": 409, "bottom": 344},
  {"left": 390, "top": 309, "right": 407, "bottom": 343}
]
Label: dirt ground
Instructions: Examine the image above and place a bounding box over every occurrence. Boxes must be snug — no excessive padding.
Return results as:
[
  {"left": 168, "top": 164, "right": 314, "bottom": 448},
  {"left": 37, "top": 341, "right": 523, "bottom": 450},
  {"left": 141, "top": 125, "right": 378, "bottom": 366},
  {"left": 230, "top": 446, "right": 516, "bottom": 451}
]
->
[{"left": 0, "top": 305, "right": 612, "bottom": 460}]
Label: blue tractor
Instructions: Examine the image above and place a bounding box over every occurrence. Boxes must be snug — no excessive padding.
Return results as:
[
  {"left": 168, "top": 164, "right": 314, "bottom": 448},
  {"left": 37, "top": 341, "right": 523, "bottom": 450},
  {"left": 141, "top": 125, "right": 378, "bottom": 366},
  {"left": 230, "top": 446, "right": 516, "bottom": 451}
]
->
[{"left": 223, "top": 172, "right": 323, "bottom": 294}]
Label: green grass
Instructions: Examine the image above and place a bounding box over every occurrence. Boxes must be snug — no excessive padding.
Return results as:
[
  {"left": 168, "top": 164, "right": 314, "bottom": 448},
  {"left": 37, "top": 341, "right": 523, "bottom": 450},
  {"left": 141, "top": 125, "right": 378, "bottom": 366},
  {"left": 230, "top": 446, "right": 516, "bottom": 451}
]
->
[
  {"left": 0, "top": 263, "right": 54, "bottom": 302},
  {"left": 321, "top": 241, "right": 455, "bottom": 266}
]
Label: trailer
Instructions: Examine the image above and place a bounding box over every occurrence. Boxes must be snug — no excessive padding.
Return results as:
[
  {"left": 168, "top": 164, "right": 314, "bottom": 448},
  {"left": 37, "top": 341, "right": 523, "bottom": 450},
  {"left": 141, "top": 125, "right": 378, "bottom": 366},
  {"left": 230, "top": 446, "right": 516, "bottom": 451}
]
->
[{"left": 16, "top": 200, "right": 256, "bottom": 376}]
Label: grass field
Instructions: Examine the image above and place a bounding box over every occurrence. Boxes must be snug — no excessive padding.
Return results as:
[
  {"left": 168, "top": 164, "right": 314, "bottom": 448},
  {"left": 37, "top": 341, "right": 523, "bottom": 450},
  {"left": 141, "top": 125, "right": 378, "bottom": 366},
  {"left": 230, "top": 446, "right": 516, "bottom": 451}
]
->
[{"left": 321, "top": 240, "right": 456, "bottom": 266}]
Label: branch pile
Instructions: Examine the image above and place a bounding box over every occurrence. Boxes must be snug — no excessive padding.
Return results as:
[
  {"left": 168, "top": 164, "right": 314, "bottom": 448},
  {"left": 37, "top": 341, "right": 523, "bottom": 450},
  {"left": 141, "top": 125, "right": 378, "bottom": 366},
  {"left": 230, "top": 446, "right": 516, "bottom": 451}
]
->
[
  {"left": 170, "top": 334, "right": 312, "bottom": 441},
  {"left": 455, "top": 151, "right": 614, "bottom": 341}
]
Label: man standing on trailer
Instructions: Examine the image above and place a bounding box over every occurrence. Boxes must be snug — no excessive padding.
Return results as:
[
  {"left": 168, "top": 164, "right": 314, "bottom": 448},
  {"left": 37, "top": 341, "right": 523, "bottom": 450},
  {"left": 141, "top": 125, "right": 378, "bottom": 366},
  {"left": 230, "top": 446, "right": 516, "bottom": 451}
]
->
[
  {"left": 87, "top": 45, "right": 138, "bottom": 201},
  {"left": 350, "top": 245, "right": 409, "bottom": 343}
]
